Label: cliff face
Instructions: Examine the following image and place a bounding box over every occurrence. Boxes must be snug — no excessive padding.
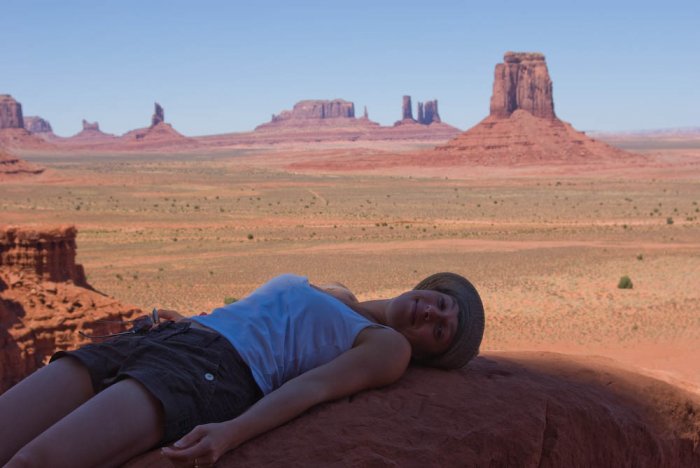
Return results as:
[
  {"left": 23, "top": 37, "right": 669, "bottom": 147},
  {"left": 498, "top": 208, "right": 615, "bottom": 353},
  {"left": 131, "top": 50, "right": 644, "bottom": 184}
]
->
[
  {"left": 0, "top": 95, "right": 24, "bottom": 129},
  {"left": 0, "top": 226, "right": 139, "bottom": 393},
  {"left": 0, "top": 226, "right": 87, "bottom": 286},
  {"left": 489, "top": 51, "right": 555, "bottom": 119},
  {"left": 23, "top": 116, "right": 53, "bottom": 134}
]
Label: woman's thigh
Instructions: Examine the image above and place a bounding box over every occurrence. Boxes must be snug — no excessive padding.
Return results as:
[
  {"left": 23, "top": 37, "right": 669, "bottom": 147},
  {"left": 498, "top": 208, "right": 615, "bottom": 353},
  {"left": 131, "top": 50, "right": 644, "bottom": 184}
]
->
[
  {"left": 0, "top": 357, "right": 94, "bottom": 465},
  {"left": 6, "top": 378, "right": 164, "bottom": 468}
]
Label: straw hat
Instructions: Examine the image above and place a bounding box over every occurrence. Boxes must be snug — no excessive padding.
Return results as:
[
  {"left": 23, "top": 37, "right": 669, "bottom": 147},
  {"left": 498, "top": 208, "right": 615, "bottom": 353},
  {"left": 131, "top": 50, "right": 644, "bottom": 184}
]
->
[{"left": 412, "top": 272, "right": 485, "bottom": 369}]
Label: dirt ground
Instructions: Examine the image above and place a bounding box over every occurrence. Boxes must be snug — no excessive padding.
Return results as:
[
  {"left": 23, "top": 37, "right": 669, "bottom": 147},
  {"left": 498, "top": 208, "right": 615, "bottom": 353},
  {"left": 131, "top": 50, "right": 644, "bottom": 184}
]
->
[{"left": 3, "top": 139, "right": 699, "bottom": 391}]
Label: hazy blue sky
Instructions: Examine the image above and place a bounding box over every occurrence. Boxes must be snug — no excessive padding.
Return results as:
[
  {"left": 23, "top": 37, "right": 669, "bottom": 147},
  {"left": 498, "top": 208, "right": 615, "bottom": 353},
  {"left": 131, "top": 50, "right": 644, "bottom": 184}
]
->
[{"left": 3, "top": 0, "right": 698, "bottom": 136}]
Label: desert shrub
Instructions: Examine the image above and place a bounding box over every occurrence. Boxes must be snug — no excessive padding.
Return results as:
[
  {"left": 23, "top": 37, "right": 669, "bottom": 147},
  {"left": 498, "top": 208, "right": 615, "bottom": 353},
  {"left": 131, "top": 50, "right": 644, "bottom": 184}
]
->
[
  {"left": 224, "top": 296, "right": 237, "bottom": 305},
  {"left": 247, "top": 233, "right": 254, "bottom": 240},
  {"left": 636, "top": 254, "right": 644, "bottom": 261},
  {"left": 618, "top": 275, "right": 634, "bottom": 289},
  {"left": 666, "top": 217, "right": 674, "bottom": 225}
]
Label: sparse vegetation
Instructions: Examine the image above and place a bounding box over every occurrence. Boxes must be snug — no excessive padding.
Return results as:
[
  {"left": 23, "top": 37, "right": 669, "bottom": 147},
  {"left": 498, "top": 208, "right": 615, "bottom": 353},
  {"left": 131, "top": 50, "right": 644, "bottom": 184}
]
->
[
  {"left": 224, "top": 296, "right": 238, "bottom": 305},
  {"left": 618, "top": 276, "right": 634, "bottom": 289}
]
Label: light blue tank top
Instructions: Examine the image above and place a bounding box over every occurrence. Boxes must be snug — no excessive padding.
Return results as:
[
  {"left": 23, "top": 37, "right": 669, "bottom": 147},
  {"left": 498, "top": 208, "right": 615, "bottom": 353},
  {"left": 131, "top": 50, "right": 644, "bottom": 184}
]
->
[{"left": 192, "top": 274, "right": 384, "bottom": 395}]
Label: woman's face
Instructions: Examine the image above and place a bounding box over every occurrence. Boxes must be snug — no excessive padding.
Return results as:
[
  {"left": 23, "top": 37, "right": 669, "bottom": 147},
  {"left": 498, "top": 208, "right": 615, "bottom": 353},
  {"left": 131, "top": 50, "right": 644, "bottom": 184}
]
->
[{"left": 386, "top": 289, "right": 459, "bottom": 359}]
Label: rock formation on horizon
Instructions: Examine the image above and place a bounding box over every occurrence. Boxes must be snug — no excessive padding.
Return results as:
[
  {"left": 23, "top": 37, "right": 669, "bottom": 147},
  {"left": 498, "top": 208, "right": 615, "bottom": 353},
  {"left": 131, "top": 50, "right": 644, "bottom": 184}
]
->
[
  {"left": 82, "top": 119, "right": 101, "bottom": 132},
  {"left": 0, "top": 226, "right": 139, "bottom": 393},
  {"left": 395, "top": 96, "right": 443, "bottom": 126},
  {"left": 402, "top": 95, "right": 413, "bottom": 120},
  {"left": 23, "top": 116, "right": 53, "bottom": 134},
  {"left": 271, "top": 99, "right": 356, "bottom": 122},
  {"left": 419, "top": 100, "right": 441, "bottom": 124},
  {"left": 436, "top": 52, "right": 639, "bottom": 164},
  {"left": 0, "top": 95, "right": 24, "bottom": 129},
  {"left": 151, "top": 102, "right": 164, "bottom": 127}
]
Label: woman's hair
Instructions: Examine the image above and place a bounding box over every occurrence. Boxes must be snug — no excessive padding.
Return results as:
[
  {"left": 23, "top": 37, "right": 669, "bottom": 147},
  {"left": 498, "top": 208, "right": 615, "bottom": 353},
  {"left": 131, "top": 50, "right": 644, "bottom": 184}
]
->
[{"left": 412, "top": 272, "right": 485, "bottom": 369}]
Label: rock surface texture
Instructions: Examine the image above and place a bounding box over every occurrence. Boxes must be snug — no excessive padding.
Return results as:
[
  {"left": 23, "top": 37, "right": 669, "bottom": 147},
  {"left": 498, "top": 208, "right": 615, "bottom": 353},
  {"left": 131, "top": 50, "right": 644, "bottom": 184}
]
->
[
  {"left": 23, "top": 116, "right": 53, "bottom": 134},
  {"left": 436, "top": 52, "right": 640, "bottom": 164},
  {"left": 127, "top": 352, "right": 700, "bottom": 467},
  {"left": 490, "top": 52, "right": 555, "bottom": 119},
  {"left": 0, "top": 95, "right": 24, "bottom": 129},
  {"left": 0, "top": 226, "right": 139, "bottom": 393}
]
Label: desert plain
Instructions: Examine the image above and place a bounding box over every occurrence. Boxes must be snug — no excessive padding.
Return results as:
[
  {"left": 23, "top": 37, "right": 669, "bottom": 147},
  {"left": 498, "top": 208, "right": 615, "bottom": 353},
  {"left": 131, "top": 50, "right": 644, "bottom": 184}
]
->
[{"left": 3, "top": 136, "right": 699, "bottom": 393}]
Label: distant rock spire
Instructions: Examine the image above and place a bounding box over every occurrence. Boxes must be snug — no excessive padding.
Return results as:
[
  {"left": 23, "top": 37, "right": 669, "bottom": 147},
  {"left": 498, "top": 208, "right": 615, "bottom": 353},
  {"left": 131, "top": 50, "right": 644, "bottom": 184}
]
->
[
  {"left": 151, "top": 102, "right": 164, "bottom": 127},
  {"left": 402, "top": 95, "right": 413, "bottom": 120},
  {"left": 363, "top": 106, "right": 368, "bottom": 119}
]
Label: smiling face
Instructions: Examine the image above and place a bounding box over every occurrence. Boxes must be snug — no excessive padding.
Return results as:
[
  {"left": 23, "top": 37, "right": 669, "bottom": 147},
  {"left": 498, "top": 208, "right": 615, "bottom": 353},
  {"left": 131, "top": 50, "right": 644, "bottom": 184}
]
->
[{"left": 385, "top": 289, "right": 460, "bottom": 359}]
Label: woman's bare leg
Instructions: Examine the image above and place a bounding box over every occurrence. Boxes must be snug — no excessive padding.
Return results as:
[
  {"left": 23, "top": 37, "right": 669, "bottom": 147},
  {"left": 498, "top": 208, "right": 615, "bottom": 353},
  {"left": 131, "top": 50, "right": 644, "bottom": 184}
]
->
[
  {"left": 6, "top": 377, "right": 165, "bottom": 468},
  {"left": 0, "top": 357, "right": 94, "bottom": 464}
]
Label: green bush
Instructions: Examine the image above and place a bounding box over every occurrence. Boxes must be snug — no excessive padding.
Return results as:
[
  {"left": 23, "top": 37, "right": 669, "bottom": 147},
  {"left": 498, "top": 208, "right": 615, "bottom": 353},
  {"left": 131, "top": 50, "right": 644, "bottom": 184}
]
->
[
  {"left": 617, "top": 275, "right": 634, "bottom": 289},
  {"left": 224, "top": 296, "right": 238, "bottom": 305}
]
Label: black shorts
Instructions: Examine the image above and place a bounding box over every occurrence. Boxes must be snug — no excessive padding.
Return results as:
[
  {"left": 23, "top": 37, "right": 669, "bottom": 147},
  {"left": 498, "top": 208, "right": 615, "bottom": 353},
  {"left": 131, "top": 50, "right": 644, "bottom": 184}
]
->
[{"left": 51, "top": 321, "right": 262, "bottom": 444}]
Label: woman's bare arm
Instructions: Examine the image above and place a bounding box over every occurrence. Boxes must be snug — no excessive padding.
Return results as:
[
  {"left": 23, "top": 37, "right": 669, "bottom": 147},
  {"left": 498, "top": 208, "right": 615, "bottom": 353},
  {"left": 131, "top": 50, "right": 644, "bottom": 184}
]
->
[{"left": 161, "top": 327, "right": 411, "bottom": 465}]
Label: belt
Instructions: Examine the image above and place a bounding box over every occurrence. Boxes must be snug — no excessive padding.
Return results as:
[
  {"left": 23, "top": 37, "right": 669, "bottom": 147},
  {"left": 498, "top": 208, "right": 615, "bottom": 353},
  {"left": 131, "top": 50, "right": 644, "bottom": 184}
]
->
[{"left": 182, "top": 319, "right": 219, "bottom": 334}]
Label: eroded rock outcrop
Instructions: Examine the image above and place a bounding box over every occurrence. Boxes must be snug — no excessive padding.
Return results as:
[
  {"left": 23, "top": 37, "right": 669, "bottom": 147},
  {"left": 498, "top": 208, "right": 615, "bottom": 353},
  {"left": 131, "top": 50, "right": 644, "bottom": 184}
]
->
[
  {"left": 436, "top": 52, "right": 640, "bottom": 164},
  {"left": 23, "top": 116, "right": 53, "bottom": 134},
  {"left": 490, "top": 52, "right": 555, "bottom": 119},
  {"left": 0, "top": 95, "right": 24, "bottom": 129},
  {"left": 0, "top": 147, "right": 44, "bottom": 177},
  {"left": 128, "top": 352, "right": 700, "bottom": 467},
  {"left": 0, "top": 226, "right": 139, "bottom": 393}
]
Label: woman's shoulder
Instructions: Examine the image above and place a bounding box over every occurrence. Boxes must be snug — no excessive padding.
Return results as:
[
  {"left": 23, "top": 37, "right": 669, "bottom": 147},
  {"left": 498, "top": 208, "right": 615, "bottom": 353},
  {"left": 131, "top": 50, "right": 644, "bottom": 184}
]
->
[{"left": 313, "top": 282, "right": 359, "bottom": 304}]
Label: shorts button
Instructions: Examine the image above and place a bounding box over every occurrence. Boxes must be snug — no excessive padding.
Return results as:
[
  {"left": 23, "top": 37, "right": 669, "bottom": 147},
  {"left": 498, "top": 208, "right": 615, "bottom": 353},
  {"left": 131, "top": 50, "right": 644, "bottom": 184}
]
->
[{"left": 204, "top": 373, "right": 214, "bottom": 381}]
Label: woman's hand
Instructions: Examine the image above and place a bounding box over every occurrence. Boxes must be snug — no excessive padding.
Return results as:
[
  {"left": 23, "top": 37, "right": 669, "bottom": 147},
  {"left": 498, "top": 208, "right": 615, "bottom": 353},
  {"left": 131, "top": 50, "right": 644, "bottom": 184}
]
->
[
  {"left": 161, "top": 422, "right": 236, "bottom": 466},
  {"left": 156, "top": 308, "right": 185, "bottom": 322}
]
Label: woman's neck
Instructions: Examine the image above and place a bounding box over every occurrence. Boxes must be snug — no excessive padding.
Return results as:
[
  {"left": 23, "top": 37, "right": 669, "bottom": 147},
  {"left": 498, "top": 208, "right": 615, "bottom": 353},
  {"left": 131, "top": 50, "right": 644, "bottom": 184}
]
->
[{"left": 353, "top": 299, "right": 390, "bottom": 325}]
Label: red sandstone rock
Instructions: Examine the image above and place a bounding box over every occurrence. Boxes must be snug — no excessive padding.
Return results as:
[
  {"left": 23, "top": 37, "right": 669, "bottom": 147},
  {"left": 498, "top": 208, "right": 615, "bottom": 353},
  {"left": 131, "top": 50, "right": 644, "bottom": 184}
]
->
[
  {"left": 23, "top": 116, "right": 52, "bottom": 134},
  {"left": 417, "top": 101, "right": 424, "bottom": 123},
  {"left": 0, "top": 225, "right": 140, "bottom": 393},
  {"left": 0, "top": 147, "right": 44, "bottom": 177},
  {"left": 0, "top": 95, "right": 24, "bottom": 129},
  {"left": 151, "top": 103, "right": 164, "bottom": 127},
  {"left": 490, "top": 52, "right": 555, "bottom": 119},
  {"left": 437, "top": 52, "right": 640, "bottom": 164},
  {"left": 127, "top": 352, "right": 700, "bottom": 467}
]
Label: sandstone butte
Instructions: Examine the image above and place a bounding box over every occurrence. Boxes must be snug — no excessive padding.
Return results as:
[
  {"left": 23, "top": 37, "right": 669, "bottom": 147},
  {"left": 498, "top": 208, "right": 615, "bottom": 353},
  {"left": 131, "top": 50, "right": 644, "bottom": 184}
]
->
[
  {"left": 0, "top": 227, "right": 698, "bottom": 465},
  {"left": 121, "top": 102, "right": 194, "bottom": 146},
  {"left": 0, "top": 225, "right": 139, "bottom": 393},
  {"left": 435, "top": 52, "right": 642, "bottom": 165},
  {"left": 23, "top": 116, "right": 53, "bottom": 135},
  {"left": 0, "top": 95, "right": 52, "bottom": 150}
]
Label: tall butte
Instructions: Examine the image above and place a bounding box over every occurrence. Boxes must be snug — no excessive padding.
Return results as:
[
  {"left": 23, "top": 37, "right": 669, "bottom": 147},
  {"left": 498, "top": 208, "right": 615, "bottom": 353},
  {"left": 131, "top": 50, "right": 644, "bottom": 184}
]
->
[{"left": 436, "top": 52, "right": 638, "bottom": 164}]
